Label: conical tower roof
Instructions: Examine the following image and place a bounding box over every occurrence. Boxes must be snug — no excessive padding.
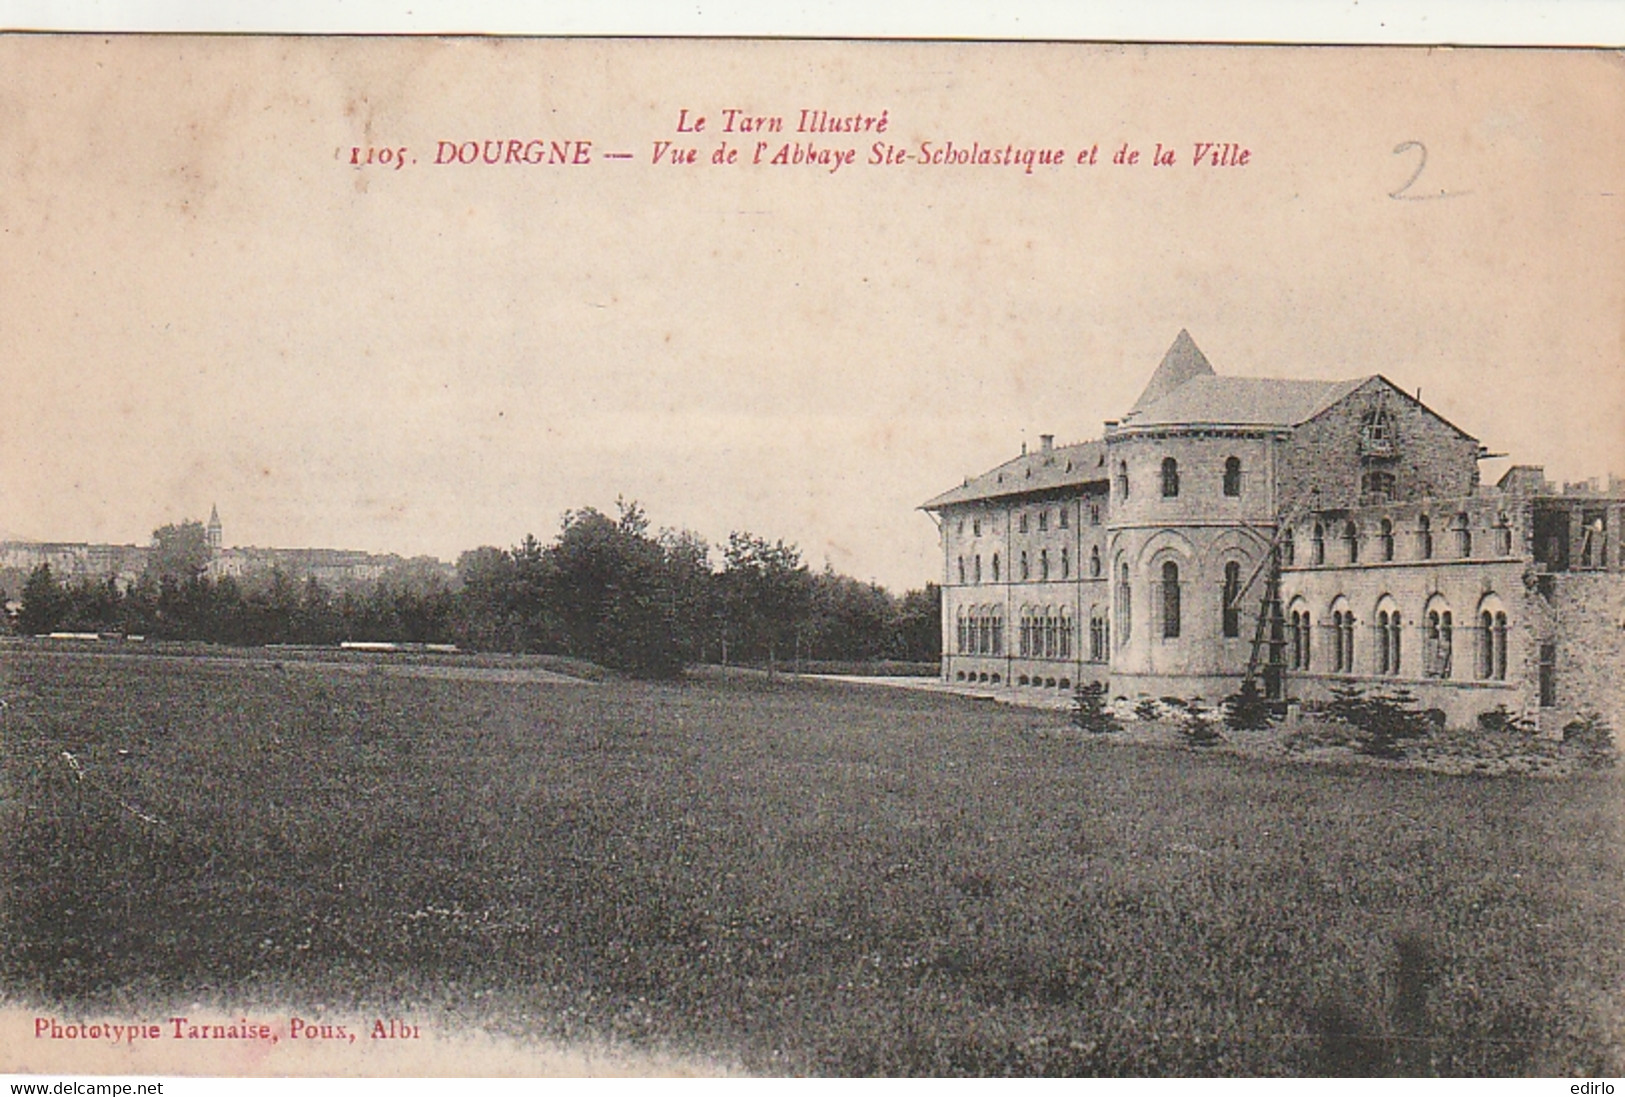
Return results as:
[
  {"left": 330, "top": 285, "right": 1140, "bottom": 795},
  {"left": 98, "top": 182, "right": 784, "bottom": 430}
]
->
[{"left": 1130, "top": 329, "right": 1214, "bottom": 413}]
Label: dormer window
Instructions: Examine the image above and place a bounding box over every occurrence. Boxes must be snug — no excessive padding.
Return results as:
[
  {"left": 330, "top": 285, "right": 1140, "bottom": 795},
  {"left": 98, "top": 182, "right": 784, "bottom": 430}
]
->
[{"left": 1361, "top": 409, "right": 1397, "bottom": 457}]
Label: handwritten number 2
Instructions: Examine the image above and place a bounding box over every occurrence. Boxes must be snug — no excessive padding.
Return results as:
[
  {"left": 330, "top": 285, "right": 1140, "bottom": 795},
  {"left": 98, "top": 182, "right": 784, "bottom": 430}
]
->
[{"left": 1390, "top": 141, "right": 1428, "bottom": 200}]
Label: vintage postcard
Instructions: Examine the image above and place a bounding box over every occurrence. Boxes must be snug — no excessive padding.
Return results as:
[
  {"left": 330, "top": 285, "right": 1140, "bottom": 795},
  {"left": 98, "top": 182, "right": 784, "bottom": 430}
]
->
[{"left": 1, "top": 36, "right": 1622, "bottom": 1078}]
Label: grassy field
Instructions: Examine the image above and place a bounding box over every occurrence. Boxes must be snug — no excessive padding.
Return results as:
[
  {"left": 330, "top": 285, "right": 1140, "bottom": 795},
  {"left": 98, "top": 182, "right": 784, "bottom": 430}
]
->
[{"left": 1, "top": 648, "right": 1621, "bottom": 1075}]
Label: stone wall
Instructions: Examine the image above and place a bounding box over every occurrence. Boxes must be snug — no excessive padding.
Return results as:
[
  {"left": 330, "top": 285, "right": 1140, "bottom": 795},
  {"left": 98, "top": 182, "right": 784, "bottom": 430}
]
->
[
  {"left": 1545, "top": 572, "right": 1625, "bottom": 735},
  {"left": 1280, "top": 378, "right": 1480, "bottom": 510}
]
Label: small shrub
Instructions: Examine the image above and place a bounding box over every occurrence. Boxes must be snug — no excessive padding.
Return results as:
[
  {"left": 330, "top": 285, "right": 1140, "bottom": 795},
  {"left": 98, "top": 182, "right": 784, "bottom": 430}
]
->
[
  {"left": 1178, "top": 698, "right": 1223, "bottom": 749},
  {"left": 1070, "top": 681, "right": 1121, "bottom": 734},
  {"left": 1563, "top": 712, "right": 1616, "bottom": 768},
  {"left": 1160, "top": 696, "right": 1189, "bottom": 712},
  {"left": 1134, "top": 697, "right": 1162, "bottom": 722},
  {"left": 1326, "top": 683, "right": 1432, "bottom": 760},
  {"left": 1476, "top": 704, "right": 1532, "bottom": 735},
  {"left": 1223, "top": 681, "right": 1275, "bottom": 731}
]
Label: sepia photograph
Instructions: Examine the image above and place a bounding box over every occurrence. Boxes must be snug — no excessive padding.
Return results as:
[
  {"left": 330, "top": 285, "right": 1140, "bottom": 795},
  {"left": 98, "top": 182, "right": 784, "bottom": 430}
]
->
[{"left": 1, "top": 33, "right": 1622, "bottom": 1078}]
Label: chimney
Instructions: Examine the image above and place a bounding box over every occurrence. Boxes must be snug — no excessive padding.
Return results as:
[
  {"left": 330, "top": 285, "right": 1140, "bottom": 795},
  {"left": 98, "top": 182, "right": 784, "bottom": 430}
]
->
[{"left": 1039, "top": 434, "right": 1054, "bottom": 452}]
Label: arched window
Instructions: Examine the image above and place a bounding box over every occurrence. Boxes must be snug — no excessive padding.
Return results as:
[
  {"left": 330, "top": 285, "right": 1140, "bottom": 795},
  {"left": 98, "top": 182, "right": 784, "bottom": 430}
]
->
[
  {"left": 1379, "top": 518, "right": 1395, "bottom": 562},
  {"left": 1417, "top": 515, "right": 1433, "bottom": 560},
  {"left": 1018, "top": 607, "right": 1032, "bottom": 658},
  {"left": 1222, "top": 561, "right": 1242, "bottom": 638},
  {"left": 991, "top": 554, "right": 1001, "bottom": 582},
  {"left": 1454, "top": 512, "right": 1472, "bottom": 558},
  {"left": 1343, "top": 521, "right": 1360, "bottom": 564},
  {"left": 1061, "top": 547, "right": 1070, "bottom": 579},
  {"left": 1424, "top": 598, "right": 1453, "bottom": 678},
  {"left": 1161, "top": 457, "right": 1181, "bottom": 498},
  {"left": 1329, "top": 599, "right": 1355, "bottom": 673},
  {"left": 1494, "top": 514, "right": 1512, "bottom": 556},
  {"left": 1494, "top": 612, "right": 1507, "bottom": 680},
  {"left": 1089, "top": 608, "right": 1106, "bottom": 662},
  {"left": 1282, "top": 528, "right": 1295, "bottom": 567},
  {"left": 1018, "top": 511, "right": 1029, "bottom": 533},
  {"left": 1020, "top": 551, "right": 1029, "bottom": 581},
  {"left": 973, "top": 517, "right": 982, "bottom": 537},
  {"left": 1288, "top": 609, "right": 1303, "bottom": 669},
  {"left": 1039, "top": 549, "right": 1049, "bottom": 581},
  {"left": 957, "top": 556, "right": 966, "bottom": 584},
  {"left": 1312, "top": 523, "right": 1326, "bottom": 565},
  {"left": 1044, "top": 607, "right": 1058, "bottom": 658},
  {"left": 974, "top": 555, "right": 982, "bottom": 583},
  {"left": 1375, "top": 597, "right": 1401, "bottom": 676},
  {"left": 1478, "top": 597, "right": 1509, "bottom": 681},
  {"left": 1161, "top": 561, "right": 1182, "bottom": 639},
  {"left": 1388, "top": 610, "right": 1402, "bottom": 676},
  {"left": 1059, "top": 607, "right": 1074, "bottom": 659},
  {"left": 1059, "top": 507, "right": 1069, "bottom": 529},
  {"left": 1117, "top": 461, "right": 1130, "bottom": 500},
  {"left": 1090, "top": 545, "right": 1101, "bottom": 578},
  {"left": 1223, "top": 457, "right": 1242, "bottom": 497},
  {"left": 1117, "top": 561, "right": 1132, "bottom": 644}
]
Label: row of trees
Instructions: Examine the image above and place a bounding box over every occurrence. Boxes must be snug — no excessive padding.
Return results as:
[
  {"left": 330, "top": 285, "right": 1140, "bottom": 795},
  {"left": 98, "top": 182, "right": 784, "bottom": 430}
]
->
[{"left": 5, "top": 503, "right": 940, "bottom": 678}]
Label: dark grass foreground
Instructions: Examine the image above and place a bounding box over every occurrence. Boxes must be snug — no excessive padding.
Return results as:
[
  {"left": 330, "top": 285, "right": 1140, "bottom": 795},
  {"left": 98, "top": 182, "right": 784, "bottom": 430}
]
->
[{"left": 2, "top": 650, "right": 1621, "bottom": 1076}]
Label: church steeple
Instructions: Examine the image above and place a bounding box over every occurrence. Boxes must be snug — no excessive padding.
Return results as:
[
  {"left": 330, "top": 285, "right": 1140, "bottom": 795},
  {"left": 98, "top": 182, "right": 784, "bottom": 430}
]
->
[{"left": 206, "top": 504, "right": 222, "bottom": 552}]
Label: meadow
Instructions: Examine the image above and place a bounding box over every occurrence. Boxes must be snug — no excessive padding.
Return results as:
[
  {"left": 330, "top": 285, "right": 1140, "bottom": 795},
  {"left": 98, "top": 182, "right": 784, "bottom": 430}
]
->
[{"left": 1, "top": 647, "right": 1620, "bottom": 1075}]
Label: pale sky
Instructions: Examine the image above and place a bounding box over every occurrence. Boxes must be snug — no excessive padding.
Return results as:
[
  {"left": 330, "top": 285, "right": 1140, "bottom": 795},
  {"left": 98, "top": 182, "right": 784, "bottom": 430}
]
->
[{"left": 2, "top": 39, "right": 1621, "bottom": 591}]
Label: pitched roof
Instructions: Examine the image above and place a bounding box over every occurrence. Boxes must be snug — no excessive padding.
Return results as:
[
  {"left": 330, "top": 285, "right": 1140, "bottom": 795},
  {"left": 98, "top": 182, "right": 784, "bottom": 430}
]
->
[
  {"left": 1119, "top": 374, "right": 1370, "bottom": 430},
  {"left": 1130, "top": 328, "right": 1214, "bottom": 412},
  {"left": 922, "top": 439, "right": 1108, "bottom": 510}
]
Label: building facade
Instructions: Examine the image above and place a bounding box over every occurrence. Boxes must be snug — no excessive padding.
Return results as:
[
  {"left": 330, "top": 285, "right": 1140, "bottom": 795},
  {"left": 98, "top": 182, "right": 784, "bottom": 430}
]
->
[{"left": 923, "top": 332, "right": 1625, "bottom": 733}]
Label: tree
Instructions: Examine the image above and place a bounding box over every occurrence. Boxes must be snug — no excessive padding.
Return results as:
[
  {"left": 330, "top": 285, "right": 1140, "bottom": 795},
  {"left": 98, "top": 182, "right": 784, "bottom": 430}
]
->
[
  {"left": 894, "top": 583, "right": 942, "bottom": 663},
  {"left": 718, "top": 532, "right": 813, "bottom": 666},
  {"left": 17, "top": 563, "right": 65, "bottom": 636},
  {"left": 148, "top": 521, "right": 211, "bottom": 583},
  {"left": 539, "top": 500, "right": 687, "bottom": 677}
]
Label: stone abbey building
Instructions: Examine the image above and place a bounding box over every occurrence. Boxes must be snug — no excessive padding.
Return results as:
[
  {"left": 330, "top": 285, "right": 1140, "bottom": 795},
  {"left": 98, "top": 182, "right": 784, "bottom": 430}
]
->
[{"left": 923, "top": 332, "right": 1625, "bottom": 732}]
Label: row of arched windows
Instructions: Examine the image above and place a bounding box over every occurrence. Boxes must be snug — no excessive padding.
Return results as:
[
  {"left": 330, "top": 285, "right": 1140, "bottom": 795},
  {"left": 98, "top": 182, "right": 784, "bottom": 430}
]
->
[
  {"left": 1018, "top": 548, "right": 1072, "bottom": 581},
  {"left": 955, "top": 605, "right": 1005, "bottom": 656},
  {"left": 1287, "top": 512, "right": 1514, "bottom": 567},
  {"left": 1016, "top": 507, "right": 1069, "bottom": 533},
  {"left": 961, "top": 545, "right": 1111, "bottom": 584},
  {"left": 1284, "top": 595, "right": 1510, "bottom": 681},
  {"left": 1018, "top": 606, "right": 1074, "bottom": 659},
  {"left": 957, "top": 553, "right": 998, "bottom": 584},
  {"left": 1116, "top": 457, "right": 1245, "bottom": 501}
]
